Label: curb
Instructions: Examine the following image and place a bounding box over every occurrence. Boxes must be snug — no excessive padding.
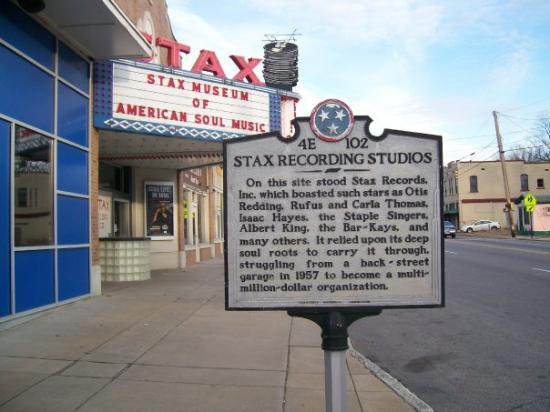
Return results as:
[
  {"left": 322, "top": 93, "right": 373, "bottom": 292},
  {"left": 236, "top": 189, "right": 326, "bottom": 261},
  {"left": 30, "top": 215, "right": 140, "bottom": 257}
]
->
[
  {"left": 348, "top": 347, "right": 433, "bottom": 412},
  {"left": 458, "top": 233, "right": 550, "bottom": 242}
]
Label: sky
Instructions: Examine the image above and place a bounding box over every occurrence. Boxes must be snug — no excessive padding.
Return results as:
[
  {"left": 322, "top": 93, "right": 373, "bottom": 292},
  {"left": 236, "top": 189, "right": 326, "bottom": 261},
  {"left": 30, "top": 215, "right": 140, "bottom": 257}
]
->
[{"left": 165, "top": 0, "right": 550, "bottom": 163}]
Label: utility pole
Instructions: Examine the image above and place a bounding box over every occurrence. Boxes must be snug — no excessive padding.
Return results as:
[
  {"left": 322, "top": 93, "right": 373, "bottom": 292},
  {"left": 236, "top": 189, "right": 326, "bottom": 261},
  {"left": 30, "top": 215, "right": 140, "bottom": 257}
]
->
[{"left": 493, "top": 111, "right": 516, "bottom": 237}]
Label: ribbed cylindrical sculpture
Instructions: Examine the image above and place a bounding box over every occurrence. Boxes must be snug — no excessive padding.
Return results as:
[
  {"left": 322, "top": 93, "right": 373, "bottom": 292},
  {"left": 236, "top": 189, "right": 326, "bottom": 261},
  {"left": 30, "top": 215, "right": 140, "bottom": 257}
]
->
[{"left": 263, "top": 42, "right": 298, "bottom": 91}]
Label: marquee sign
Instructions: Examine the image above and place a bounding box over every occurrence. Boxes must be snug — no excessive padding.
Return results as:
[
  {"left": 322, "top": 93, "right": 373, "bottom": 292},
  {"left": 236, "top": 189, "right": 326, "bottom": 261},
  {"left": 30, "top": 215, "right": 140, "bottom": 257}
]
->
[
  {"left": 139, "top": 33, "right": 263, "bottom": 85},
  {"left": 94, "top": 60, "right": 299, "bottom": 141},
  {"left": 224, "top": 100, "right": 444, "bottom": 310}
]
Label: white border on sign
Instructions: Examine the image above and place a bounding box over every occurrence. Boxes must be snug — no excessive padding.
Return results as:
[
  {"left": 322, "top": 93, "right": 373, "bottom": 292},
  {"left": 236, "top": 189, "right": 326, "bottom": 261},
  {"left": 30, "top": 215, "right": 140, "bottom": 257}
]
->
[{"left": 223, "top": 116, "right": 445, "bottom": 310}]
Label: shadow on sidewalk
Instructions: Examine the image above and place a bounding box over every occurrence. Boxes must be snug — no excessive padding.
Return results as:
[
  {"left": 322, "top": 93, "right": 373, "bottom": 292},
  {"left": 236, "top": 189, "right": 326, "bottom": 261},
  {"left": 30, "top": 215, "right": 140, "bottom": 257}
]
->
[{"left": 0, "top": 256, "right": 418, "bottom": 412}]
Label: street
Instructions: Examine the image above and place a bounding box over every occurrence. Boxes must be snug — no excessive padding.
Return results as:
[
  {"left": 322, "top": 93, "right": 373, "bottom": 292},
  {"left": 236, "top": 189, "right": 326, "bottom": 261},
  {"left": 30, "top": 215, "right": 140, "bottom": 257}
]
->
[{"left": 350, "top": 236, "right": 550, "bottom": 412}]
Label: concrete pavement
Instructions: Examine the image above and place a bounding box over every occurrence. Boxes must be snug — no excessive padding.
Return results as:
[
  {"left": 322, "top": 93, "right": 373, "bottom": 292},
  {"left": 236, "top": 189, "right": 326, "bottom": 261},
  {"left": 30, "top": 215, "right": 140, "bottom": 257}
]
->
[{"left": 0, "top": 258, "right": 422, "bottom": 411}]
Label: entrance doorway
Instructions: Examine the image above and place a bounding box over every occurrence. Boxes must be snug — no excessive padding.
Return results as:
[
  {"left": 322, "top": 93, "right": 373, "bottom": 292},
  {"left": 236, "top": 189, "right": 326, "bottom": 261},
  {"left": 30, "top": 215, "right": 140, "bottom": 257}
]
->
[
  {"left": 183, "top": 191, "right": 198, "bottom": 246},
  {"left": 113, "top": 199, "right": 130, "bottom": 237}
]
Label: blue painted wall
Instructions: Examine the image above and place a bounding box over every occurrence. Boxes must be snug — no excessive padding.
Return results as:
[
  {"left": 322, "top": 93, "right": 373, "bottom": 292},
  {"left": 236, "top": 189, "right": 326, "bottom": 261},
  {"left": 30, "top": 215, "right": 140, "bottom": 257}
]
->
[
  {"left": 15, "top": 250, "right": 55, "bottom": 313},
  {"left": 58, "top": 83, "right": 88, "bottom": 147},
  {"left": 58, "top": 248, "right": 90, "bottom": 301},
  {"left": 57, "top": 195, "right": 89, "bottom": 245},
  {"left": 57, "top": 143, "right": 88, "bottom": 195},
  {"left": 0, "top": 44, "right": 54, "bottom": 133},
  {"left": 0, "top": 1, "right": 54, "bottom": 69},
  {"left": 0, "top": 1, "right": 91, "bottom": 317},
  {"left": 59, "top": 42, "right": 89, "bottom": 94}
]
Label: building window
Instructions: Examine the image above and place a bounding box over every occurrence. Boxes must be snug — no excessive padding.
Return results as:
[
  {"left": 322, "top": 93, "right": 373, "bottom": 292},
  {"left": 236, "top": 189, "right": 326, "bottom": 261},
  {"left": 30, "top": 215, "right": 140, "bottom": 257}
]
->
[
  {"left": 17, "top": 188, "right": 28, "bottom": 207},
  {"left": 113, "top": 200, "right": 130, "bottom": 237},
  {"left": 520, "top": 174, "right": 529, "bottom": 191},
  {"left": 183, "top": 190, "right": 198, "bottom": 246},
  {"left": 215, "top": 192, "right": 223, "bottom": 240},
  {"left": 99, "top": 163, "right": 130, "bottom": 193},
  {"left": 14, "top": 126, "right": 53, "bottom": 246},
  {"left": 469, "top": 175, "right": 478, "bottom": 193},
  {"left": 198, "top": 194, "right": 206, "bottom": 244},
  {"left": 537, "top": 178, "right": 544, "bottom": 189}
]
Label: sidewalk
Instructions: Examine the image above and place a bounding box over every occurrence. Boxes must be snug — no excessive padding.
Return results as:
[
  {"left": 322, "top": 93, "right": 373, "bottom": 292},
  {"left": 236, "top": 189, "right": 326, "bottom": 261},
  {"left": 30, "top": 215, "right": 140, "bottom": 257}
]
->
[
  {"left": 0, "top": 258, "right": 422, "bottom": 412},
  {"left": 459, "top": 229, "right": 550, "bottom": 241}
]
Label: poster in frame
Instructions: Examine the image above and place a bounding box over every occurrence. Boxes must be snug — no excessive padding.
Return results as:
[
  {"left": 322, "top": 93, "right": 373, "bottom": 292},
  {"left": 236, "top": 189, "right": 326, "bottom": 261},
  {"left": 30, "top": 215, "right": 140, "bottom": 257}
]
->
[{"left": 144, "top": 181, "right": 175, "bottom": 240}]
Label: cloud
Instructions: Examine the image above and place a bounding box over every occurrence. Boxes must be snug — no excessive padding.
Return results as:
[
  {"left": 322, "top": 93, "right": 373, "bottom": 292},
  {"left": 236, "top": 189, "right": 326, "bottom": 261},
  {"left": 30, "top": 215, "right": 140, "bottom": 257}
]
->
[
  {"left": 164, "top": 0, "right": 547, "bottom": 164},
  {"left": 165, "top": 1, "right": 263, "bottom": 74},
  {"left": 241, "top": 0, "right": 446, "bottom": 59},
  {"left": 489, "top": 35, "right": 535, "bottom": 94}
]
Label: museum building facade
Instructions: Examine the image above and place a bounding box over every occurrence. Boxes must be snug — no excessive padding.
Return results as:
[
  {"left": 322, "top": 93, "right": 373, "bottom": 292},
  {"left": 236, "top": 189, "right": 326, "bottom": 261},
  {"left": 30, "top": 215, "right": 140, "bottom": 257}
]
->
[{"left": 0, "top": 0, "right": 298, "bottom": 321}]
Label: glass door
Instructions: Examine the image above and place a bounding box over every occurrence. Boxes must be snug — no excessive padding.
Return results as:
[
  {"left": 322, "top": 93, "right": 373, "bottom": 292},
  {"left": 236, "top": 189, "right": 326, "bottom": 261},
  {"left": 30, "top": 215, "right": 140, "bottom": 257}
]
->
[
  {"left": 183, "top": 191, "right": 198, "bottom": 246},
  {"left": 113, "top": 199, "right": 130, "bottom": 237}
]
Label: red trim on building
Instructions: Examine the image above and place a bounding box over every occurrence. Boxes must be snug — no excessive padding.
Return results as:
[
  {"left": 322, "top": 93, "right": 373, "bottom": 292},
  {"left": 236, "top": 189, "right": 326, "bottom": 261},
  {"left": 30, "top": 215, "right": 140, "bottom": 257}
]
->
[{"left": 461, "top": 198, "right": 516, "bottom": 204}]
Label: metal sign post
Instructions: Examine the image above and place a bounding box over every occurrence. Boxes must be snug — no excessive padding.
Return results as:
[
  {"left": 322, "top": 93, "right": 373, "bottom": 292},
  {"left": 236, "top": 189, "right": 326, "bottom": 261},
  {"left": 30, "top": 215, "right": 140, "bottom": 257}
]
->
[
  {"left": 524, "top": 194, "right": 537, "bottom": 238},
  {"left": 289, "top": 310, "right": 381, "bottom": 412},
  {"left": 224, "top": 99, "right": 445, "bottom": 412}
]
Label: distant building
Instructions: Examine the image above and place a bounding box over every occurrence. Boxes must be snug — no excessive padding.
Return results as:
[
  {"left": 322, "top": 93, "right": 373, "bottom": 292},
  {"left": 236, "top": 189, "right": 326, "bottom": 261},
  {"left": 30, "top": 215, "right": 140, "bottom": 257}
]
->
[
  {"left": 516, "top": 194, "right": 550, "bottom": 235},
  {"left": 443, "top": 160, "right": 550, "bottom": 230}
]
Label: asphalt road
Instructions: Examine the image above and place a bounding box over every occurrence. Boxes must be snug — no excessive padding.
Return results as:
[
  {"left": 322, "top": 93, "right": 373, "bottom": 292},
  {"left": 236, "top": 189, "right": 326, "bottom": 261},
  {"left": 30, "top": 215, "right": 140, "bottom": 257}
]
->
[{"left": 350, "top": 236, "right": 550, "bottom": 412}]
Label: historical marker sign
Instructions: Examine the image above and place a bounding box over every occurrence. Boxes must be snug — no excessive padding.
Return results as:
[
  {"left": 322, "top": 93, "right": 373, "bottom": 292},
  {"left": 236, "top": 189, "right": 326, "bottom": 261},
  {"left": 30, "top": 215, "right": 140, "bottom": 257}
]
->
[{"left": 224, "top": 100, "right": 444, "bottom": 310}]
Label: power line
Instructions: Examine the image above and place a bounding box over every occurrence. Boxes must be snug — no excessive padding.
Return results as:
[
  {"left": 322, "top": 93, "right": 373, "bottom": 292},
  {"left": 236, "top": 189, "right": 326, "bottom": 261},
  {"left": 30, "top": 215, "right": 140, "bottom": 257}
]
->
[
  {"left": 445, "top": 129, "right": 528, "bottom": 142},
  {"left": 445, "top": 134, "right": 493, "bottom": 141},
  {"left": 456, "top": 151, "right": 500, "bottom": 177},
  {"left": 448, "top": 138, "right": 496, "bottom": 164},
  {"left": 505, "top": 138, "right": 534, "bottom": 148},
  {"left": 499, "top": 112, "right": 550, "bottom": 122},
  {"left": 499, "top": 116, "right": 535, "bottom": 136},
  {"left": 470, "top": 138, "right": 498, "bottom": 160},
  {"left": 454, "top": 146, "right": 549, "bottom": 177},
  {"left": 501, "top": 97, "right": 550, "bottom": 112},
  {"left": 444, "top": 117, "right": 493, "bottom": 142},
  {"left": 503, "top": 144, "right": 549, "bottom": 153},
  {"left": 471, "top": 147, "right": 496, "bottom": 162}
]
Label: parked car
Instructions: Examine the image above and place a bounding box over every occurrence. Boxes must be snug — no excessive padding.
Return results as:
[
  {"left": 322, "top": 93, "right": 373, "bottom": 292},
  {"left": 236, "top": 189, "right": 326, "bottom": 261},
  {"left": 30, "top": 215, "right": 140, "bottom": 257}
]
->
[
  {"left": 461, "top": 220, "right": 501, "bottom": 233},
  {"left": 444, "top": 221, "right": 457, "bottom": 238}
]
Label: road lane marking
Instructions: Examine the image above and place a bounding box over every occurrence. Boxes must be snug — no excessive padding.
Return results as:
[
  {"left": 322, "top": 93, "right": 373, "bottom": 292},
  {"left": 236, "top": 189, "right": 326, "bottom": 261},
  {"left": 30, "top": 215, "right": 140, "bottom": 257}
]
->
[
  {"left": 451, "top": 240, "right": 550, "bottom": 256},
  {"left": 445, "top": 251, "right": 457, "bottom": 254},
  {"left": 532, "top": 267, "right": 550, "bottom": 273}
]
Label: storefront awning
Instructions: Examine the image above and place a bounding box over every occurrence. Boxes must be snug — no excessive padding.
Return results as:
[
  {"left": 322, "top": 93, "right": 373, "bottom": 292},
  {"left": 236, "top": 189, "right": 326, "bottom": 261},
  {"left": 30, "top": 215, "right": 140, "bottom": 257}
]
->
[
  {"left": 35, "top": 0, "right": 151, "bottom": 59},
  {"left": 99, "top": 130, "right": 222, "bottom": 169}
]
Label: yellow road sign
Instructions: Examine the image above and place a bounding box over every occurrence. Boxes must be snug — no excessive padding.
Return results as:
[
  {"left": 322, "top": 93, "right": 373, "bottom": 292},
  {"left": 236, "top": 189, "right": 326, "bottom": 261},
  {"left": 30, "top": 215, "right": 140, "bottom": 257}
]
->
[
  {"left": 525, "top": 204, "right": 535, "bottom": 213},
  {"left": 524, "top": 193, "right": 537, "bottom": 209}
]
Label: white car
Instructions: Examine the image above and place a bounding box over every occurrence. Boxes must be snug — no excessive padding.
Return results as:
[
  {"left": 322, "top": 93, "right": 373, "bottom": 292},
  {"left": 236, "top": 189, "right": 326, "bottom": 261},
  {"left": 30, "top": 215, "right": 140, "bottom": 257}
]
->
[{"left": 461, "top": 220, "right": 501, "bottom": 233}]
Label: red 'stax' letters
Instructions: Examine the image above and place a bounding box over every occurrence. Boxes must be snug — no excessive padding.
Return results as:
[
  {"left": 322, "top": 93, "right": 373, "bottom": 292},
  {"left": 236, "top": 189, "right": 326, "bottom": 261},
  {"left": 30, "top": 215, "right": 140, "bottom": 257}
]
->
[{"left": 142, "top": 33, "right": 264, "bottom": 86}]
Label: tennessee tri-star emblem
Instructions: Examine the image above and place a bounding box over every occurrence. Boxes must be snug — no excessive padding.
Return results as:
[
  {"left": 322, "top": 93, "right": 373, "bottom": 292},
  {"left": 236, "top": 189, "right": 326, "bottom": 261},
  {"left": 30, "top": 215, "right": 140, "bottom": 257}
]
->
[{"left": 309, "top": 98, "right": 354, "bottom": 142}]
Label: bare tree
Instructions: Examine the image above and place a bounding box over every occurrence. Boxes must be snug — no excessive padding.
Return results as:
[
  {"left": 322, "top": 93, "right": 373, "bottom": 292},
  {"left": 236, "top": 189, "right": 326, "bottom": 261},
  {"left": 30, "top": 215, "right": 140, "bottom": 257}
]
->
[
  {"left": 534, "top": 116, "right": 550, "bottom": 157},
  {"left": 506, "top": 113, "right": 550, "bottom": 161}
]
